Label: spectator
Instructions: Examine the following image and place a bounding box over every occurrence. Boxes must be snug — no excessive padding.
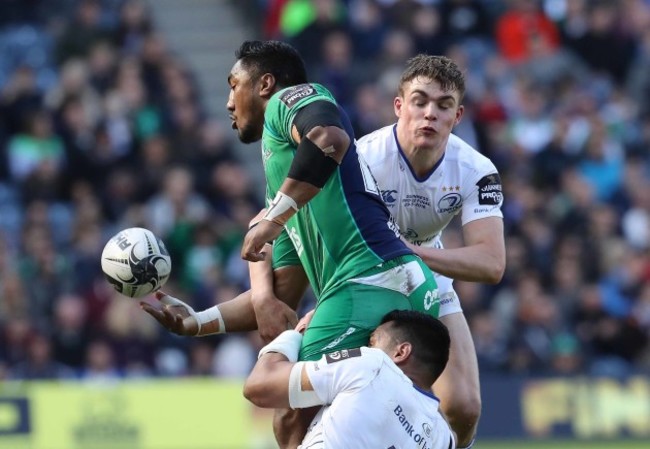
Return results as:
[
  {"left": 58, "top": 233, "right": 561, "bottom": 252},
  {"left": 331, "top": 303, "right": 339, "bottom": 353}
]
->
[
  {"left": 495, "top": 0, "right": 561, "bottom": 63},
  {"left": 55, "top": 0, "right": 115, "bottom": 64},
  {"left": 11, "top": 332, "right": 75, "bottom": 380},
  {"left": 80, "top": 338, "right": 122, "bottom": 381}
]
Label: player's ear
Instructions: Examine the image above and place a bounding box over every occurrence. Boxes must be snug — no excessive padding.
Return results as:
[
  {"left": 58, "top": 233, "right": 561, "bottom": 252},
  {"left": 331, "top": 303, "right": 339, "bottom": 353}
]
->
[
  {"left": 394, "top": 96, "right": 403, "bottom": 117},
  {"left": 392, "top": 341, "right": 412, "bottom": 364},
  {"left": 258, "top": 73, "right": 276, "bottom": 98},
  {"left": 454, "top": 104, "right": 464, "bottom": 126}
]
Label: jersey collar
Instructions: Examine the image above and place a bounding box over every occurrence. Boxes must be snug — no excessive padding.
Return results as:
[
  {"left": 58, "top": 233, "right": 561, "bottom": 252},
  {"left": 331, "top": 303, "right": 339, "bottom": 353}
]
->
[
  {"left": 413, "top": 383, "right": 440, "bottom": 402},
  {"left": 392, "top": 124, "right": 444, "bottom": 183}
]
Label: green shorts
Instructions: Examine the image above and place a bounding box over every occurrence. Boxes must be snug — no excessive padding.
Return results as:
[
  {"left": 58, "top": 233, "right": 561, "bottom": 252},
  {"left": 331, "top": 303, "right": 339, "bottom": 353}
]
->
[{"left": 298, "top": 255, "right": 440, "bottom": 361}]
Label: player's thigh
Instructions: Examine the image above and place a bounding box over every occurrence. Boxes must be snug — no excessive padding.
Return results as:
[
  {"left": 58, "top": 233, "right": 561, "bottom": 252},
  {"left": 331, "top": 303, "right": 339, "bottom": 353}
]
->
[
  {"left": 299, "top": 268, "right": 438, "bottom": 361},
  {"left": 434, "top": 312, "right": 480, "bottom": 405},
  {"left": 298, "top": 285, "right": 403, "bottom": 360}
]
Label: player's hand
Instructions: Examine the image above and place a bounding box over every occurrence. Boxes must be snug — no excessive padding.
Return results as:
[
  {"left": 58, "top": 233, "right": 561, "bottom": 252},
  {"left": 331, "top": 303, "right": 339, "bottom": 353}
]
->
[
  {"left": 252, "top": 295, "right": 299, "bottom": 343},
  {"left": 248, "top": 208, "right": 267, "bottom": 229},
  {"left": 139, "top": 291, "right": 200, "bottom": 336},
  {"left": 295, "top": 309, "right": 315, "bottom": 334},
  {"left": 241, "top": 220, "right": 284, "bottom": 262}
]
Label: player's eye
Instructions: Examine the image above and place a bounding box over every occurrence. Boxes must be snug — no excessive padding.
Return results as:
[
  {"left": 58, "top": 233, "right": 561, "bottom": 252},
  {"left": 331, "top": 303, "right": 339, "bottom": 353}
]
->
[{"left": 439, "top": 103, "right": 452, "bottom": 110}]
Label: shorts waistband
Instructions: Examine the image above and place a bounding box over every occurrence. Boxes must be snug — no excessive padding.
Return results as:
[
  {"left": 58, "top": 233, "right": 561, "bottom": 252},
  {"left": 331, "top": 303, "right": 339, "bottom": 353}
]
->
[{"left": 360, "top": 254, "right": 421, "bottom": 277}]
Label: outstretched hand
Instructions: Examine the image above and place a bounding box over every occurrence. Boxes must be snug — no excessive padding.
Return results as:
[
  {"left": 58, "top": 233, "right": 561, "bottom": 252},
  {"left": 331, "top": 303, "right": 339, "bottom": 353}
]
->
[{"left": 140, "top": 291, "right": 200, "bottom": 336}]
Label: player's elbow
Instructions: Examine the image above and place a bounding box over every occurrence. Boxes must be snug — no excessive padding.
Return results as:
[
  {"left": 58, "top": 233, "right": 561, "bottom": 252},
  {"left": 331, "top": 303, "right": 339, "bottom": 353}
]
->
[
  {"left": 305, "top": 126, "right": 349, "bottom": 163},
  {"left": 485, "top": 257, "right": 505, "bottom": 284},
  {"left": 243, "top": 375, "right": 272, "bottom": 408}
]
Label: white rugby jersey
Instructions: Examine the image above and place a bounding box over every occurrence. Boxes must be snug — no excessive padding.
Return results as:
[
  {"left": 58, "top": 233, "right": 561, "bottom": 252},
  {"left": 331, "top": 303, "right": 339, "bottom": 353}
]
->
[
  {"left": 298, "top": 347, "right": 455, "bottom": 449},
  {"left": 356, "top": 125, "right": 503, "bottom": 249}
]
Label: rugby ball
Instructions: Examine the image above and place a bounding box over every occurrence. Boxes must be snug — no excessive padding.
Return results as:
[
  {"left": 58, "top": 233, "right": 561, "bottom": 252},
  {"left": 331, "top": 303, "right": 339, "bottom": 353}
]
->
[{"left": 101, "top": 227, "right": 172, "bottom": 298}]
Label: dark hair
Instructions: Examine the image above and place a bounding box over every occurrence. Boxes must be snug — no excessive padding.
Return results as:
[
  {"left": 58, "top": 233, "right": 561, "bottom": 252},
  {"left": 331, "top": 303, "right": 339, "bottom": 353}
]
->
[
  {"left": 235, "top": 40, "right": 308, "bottom": 88},
  {"left": 398, "top": 54, "right": 466, "bottom": 101},
  {"left": 380, "top": 310, "right": 450, "bottom": 382}
]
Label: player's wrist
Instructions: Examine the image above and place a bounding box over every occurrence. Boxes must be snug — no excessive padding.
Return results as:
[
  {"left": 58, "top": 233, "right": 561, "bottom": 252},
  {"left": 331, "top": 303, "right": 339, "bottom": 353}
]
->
[
  {"left": 263, "top": 192, "right": 298, "bottom": 226},
  {"left": 258, "top": 329, "right": 302, "bottom": 362},
  {"left": 195, "top": 306, "right": 226, "bottom": 336},
  {"left": 251, "top": 289, "right": 279, "bottom": 305}
]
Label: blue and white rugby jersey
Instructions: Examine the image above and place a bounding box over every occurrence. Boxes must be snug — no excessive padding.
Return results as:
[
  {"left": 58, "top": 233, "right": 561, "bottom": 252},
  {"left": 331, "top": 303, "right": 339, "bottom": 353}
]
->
[
  {"left": 356, "top": 125, "right": 503, "bottom": 316},
  {"left": 297, "top": 347, "right": 455, "bottom": 449}
]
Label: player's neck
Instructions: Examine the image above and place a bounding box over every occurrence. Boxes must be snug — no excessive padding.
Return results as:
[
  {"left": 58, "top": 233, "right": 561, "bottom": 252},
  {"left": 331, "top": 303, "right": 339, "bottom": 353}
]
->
[
  {"left": 402, "top": 145, "right": 443, "bottom": 178},
  {"left": 404, "top": 369, "right": 435, "bottom": 393}
]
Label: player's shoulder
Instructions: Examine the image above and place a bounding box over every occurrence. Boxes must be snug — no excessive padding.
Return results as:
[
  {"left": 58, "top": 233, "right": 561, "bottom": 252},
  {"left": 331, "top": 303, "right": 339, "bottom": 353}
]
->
[
  {"left": 356, "top": 125, "right": 396, "bottom": 164},
  {"left": 445, "top": 134, "right": 498, "bottom": 174},
  {"left": 323, "top": 347, "right": 384, "bottom": 366},
  {"left": 357, "top": 125, "right": 393, "bottom": 147},
  {"left": 270, "top": 83, "right": 335, "bottom": 110},
  {"left": 319, "top": 347, "right": 394, "bottom": 380}
]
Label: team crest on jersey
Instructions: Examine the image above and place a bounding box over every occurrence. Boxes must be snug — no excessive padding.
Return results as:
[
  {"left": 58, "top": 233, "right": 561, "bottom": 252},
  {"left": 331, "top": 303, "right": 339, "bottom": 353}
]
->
[
  {"left": 477, "top": 173, "right": 503, "bottom": 205},
  {"left": 381, "top": 189, "right": 398, "bottom": 204},
  {"left": 280, "top": 84, "right": 317, "bottom": 107},
  {"left": 325, "top": 348, "right": 362, "bottom": 364},
  {"left": 437, "top": 192, "right": 463, "bottom": 214}
]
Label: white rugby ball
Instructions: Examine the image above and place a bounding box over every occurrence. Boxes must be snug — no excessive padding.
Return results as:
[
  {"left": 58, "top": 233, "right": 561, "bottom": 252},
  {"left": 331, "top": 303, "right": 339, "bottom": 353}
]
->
[{"left": 101, "top": 227, "right": 172, "bottom": 298}]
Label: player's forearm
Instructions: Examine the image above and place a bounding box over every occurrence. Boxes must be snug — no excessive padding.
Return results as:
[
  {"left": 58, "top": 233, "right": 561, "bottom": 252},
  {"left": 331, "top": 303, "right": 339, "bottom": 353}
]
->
[
  {"left": 244, "top": 353, "right": 293, "bottom": 409},
  {"left": 245, "top": 330, "right": 302, "bottom": 409},
  {"left": 410, "top": 244, "right": 505, "bottom": 284},
  {"left": 278, "top": 178, "right": 321, "bottom": 208},
  {"left": 194, "top": 290, "right": 258, "bottom": 335},
  {"left": 250, "top": 245, "right": 275, "bottom": 302},
  {"left": 213, "top": 289, "right": 259, "bottom": 331}
]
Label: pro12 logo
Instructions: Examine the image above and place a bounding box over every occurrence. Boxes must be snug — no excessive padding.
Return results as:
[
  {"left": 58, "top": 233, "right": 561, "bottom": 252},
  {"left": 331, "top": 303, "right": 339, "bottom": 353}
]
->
[{"left": 477, "top": 173, "right": 502, "bottom": 206}]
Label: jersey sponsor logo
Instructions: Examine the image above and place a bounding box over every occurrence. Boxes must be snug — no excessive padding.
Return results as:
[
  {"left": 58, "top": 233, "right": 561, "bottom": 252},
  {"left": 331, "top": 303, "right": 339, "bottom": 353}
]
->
[
  {"left": 437, "top": 192, "right": 463, "bottom": 214},
  {"left": 324, "top": 347, "right": 362, "bottom": 364},
  {"left": 394, "top": 405, "right": 432, "bottom": 448},
  {"left": 403, "top": 194, "right": 430, "bottom": 209},
  {"left": 279, "top": 84, "right": 317, "bottom": 108},
  {"left": 403, "top": 229, "right": 436, "bottom": 247},
  {"left": 474, "top": 207, "right": 493, "bottom": 214},
  {"left": 477, "top": 173, "right": 502, "bottom": 205},
  {"left": 424, "top": 289, "right": 439, "bottom": 311},
  {"left": 321, "top": 326, "right": 356, "bottom": 351},
  {"left": 288, "top": 227, "right": 304, "bottom": 256},
  {"left": 381, "top": 189, "right": 398, "bottom": 204},
  {"left": 403, "top": 228, "right": 418, "bottom": 240},
  {"left": 439, "top": 291, "right": 458, "bottom": 306},
  {"left": 409, "top": 236, "right": 436, "bottom": 246}
]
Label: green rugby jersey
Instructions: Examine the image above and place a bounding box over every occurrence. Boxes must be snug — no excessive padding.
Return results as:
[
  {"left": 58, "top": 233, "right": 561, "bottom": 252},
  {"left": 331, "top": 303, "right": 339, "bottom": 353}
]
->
[{"left": 262, "top": 83, "right": 411, "bottom": 298}]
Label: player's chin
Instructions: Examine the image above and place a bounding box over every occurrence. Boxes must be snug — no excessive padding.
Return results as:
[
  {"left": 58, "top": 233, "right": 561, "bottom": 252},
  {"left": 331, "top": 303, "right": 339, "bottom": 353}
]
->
[{"left": 414, "top": 135, "right": 437, "bottom": 148}]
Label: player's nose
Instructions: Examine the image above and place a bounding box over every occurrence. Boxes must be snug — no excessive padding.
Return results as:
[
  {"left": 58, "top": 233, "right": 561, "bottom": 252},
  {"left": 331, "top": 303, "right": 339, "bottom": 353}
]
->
[{"left": 226, "top": 91, "right": 234, "bottom": 111}]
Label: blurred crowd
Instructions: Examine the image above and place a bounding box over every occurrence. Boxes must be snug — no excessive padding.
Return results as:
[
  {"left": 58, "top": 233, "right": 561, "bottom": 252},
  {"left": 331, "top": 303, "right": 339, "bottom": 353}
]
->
[{"left": 1, "top": 0, "right": 649, "bottom": 382}]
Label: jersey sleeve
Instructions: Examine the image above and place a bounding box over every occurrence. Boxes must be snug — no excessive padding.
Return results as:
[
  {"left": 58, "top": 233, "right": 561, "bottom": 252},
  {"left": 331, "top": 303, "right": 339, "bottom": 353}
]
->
[
  {"left": 460, "top": 159, "right": 504, "bottom": 225},
  {"left": 303, "top": 347, "right": 383, "bottom": 405},
  {"left": 265, "top": 84, "right": 337, "bottom": 143}
]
